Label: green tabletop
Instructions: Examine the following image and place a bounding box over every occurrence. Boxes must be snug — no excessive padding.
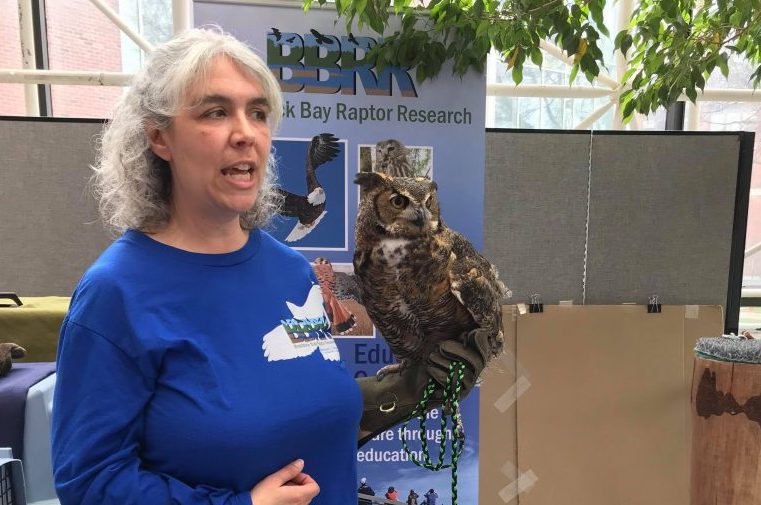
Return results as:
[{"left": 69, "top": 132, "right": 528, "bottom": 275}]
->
[{"left": 0, "top": 297, "right": 70, "bottom": 362}]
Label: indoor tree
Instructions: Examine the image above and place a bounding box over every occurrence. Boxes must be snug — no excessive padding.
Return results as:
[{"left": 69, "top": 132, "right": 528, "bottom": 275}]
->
[{"left": 303, "top": 0, "right": 761, "bottom": 121}]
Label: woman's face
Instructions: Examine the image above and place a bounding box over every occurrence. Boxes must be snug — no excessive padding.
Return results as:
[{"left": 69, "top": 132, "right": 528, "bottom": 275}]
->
[{"left": 149, "top": 56, "right": 272, "bottom": 227}]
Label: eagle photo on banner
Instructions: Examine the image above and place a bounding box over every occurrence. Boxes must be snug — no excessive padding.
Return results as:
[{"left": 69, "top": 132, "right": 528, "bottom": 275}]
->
[{"left": 271, "top": 134, "right": 347, "bottom": 249}]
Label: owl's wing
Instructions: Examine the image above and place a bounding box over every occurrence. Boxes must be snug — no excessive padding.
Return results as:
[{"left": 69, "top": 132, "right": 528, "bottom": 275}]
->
[
  {"left": 446, "top": 230, "right": 509, "bottom": 346},
  {"left": 308, "top": 133, "right": 341, "bottom": 170}
]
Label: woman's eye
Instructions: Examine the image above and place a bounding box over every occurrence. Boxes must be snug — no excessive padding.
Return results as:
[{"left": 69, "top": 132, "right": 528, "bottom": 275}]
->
[
  {"left": 204, "top": 109, "right": 226, "bottom": 119},
  {"left": 251, "top": 109, "right": 268, "bottom": 121},
  {"left": 390, "top": 195, "right": 408, "bottom": 209}
]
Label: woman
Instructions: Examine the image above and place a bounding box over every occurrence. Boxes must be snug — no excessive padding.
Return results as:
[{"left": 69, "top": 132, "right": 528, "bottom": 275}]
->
[
  {"left": 51, "top": 27, "right": 488, "bottom": 505},
  {"left": 385, "top": 486, "right": 398, "bottom": 501}
]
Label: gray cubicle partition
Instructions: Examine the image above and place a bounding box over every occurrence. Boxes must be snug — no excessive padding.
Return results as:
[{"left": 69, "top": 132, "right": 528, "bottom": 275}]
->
[
  {"left": 0, "top": 120, "right": 753, "bottom": 333},
  {"left": 0, "top": 117, "right": 112, "bottom": 297},
  {"left": 485, "top": 129, "right": 754, "bottom": 334}
]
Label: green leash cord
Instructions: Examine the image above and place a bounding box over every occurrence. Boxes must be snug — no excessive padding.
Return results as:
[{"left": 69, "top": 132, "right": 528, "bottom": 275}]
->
[{"left": 400, "top": 361, "right": 466, "bottom": 505}]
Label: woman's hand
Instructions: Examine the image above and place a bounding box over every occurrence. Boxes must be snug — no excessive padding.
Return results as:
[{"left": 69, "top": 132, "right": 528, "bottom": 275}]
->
[{"left": 249, "top": 459, "right": 319, "bottom": 505}]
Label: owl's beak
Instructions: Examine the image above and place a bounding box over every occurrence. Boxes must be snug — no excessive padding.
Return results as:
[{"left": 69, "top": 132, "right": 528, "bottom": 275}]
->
[{"left": 412, "top": 209, "right": 427, "bottom": 230}]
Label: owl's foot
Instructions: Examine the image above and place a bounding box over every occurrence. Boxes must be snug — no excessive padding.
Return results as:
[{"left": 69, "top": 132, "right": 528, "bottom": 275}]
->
[
  {"left": 375, "top": 362, "right": 402, "bottom": 381},
  {"left": 463, "top": 326, "right": 502, "bottom": 360}
]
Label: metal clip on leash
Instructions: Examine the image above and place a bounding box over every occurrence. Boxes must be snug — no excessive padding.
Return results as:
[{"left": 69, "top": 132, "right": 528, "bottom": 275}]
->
[{"left": 400, "top": 361, "right": 466, "bottom": 505}]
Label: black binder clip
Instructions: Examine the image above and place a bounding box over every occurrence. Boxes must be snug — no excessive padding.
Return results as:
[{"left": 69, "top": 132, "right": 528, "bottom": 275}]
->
[
  {"left": 0, "top": 292, "right": 22, "bottom": 307},
  {"left": 647, "top": 294, "right": 661, "bottom": 313},
  {"left": 529, "top": 293, "right": 544, "bottom": 313}
]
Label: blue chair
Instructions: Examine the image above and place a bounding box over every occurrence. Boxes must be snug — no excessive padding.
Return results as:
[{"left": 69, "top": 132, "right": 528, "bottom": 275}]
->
[
  {"left": 21, "top": 375, "right": 57, "bottom": 505},
  {"left": 1, "top": 372, "right": 59, "bottom": 505},
  {"left": 0, "top": 448, "right": 27, "bottom": 505}
]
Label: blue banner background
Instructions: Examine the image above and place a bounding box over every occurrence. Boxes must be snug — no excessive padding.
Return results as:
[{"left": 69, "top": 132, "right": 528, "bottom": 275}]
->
[{"left": 195, "top": 3, "right": 487, "bottom": 503}]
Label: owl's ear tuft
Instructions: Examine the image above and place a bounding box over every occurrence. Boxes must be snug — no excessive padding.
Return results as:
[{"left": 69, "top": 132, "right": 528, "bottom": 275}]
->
[{"left": 354, "top": 171, "right": 389, "bottom": 190}]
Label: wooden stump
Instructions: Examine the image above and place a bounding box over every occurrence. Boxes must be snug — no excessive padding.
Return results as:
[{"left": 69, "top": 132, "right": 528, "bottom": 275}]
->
[{"left": 690, "top": 356, "right": 761, "bottom": 504}]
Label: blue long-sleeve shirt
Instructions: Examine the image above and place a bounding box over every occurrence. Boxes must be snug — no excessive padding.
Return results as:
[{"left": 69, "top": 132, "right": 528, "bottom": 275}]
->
[{"left": 52, "top": 229, "right": 363, "bottom": 504}]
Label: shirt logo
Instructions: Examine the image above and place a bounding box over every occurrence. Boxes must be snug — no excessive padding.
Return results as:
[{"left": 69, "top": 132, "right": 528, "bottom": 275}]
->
[{"left": 262, "top": 284, "right": 340, "bottom": 362}]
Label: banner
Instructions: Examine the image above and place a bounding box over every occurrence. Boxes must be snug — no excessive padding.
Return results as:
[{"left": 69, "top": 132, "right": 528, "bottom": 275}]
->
[{"left": 195, "top": 3, "right": 486, "bottom": 503}]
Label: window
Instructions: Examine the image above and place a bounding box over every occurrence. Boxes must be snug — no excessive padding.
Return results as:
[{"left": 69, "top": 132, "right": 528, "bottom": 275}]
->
[
  {"left": 0, "top": 0, "right": 27, "bottom": 116},
  {"left": 692, "top": 55, "right": 761, "bottom": 333},
  {"left": 485, "top": 2, "right": 667, "bottom": 130},
  {"left": 698, "top": 102, "right": 761, "bottom": 332},
  {"left": 40, "top": 0, "right": 172, "bottom": 118}
]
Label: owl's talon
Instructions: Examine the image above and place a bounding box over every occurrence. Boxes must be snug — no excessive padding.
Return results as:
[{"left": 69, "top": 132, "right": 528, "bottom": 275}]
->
[{"left": 376, "top": 363, "right": 401, "bottom": 381}]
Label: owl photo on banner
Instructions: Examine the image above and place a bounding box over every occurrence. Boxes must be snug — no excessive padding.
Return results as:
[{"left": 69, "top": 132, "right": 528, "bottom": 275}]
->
[
  {"left": 375, "top": 139, "right": 414, "bottom": 177},
  {"left": 359, "top": 139, "right": 432, "bottom": 179},
  {"left": 357, "top": 139, "right": 433, "bottom": 202}
]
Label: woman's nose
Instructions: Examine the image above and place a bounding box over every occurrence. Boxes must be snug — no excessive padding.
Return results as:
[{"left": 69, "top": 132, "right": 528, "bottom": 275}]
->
[{"left": 230, "top": 113, "right": 257, "bottom": 147}]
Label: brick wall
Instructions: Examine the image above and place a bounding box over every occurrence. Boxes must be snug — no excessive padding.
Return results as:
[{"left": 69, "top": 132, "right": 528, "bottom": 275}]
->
[
  {"left": 0, "top": 0, "right": 124, "bottom": 117},
  {"left": 0, "top": 0, "right": 26, "bottom": 115},
  {"left": 45, "top": 0, "right": 123, "bottom": 117}
]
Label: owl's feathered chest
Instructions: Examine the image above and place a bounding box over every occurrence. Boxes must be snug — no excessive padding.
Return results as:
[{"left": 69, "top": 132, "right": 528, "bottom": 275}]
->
[
  {"left": 353, "top": 230, "right": 474, "bottom": 360},
  {"left": 356, "top": 233, "right": 448, "bottom": 291}
]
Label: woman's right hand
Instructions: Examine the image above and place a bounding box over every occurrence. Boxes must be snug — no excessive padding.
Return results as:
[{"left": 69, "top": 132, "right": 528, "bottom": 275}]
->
[{"left": 249, "top": 459, "right": 320, "bottom": 505}]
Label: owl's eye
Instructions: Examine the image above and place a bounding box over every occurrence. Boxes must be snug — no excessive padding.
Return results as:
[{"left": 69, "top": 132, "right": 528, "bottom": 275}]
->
[
  {"left": 389, "top": 194, "right": 408, "bottom": 209},
  {"left": 425, "top": 196, "right": 433, "bottom": 209}
]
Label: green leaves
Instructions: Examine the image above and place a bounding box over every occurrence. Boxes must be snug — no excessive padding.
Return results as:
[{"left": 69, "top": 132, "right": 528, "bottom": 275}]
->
[
  {"left": 530, "top": 46, "right": 543, "bottom": 67},
  {"left": 513, "top": 65, "right": 524, "bottom": 85},
  {"left": 569, "top": 62, "right": 580, "bottom": 84},
  {"left": 615, "top": 30, "right": 633, "bottom": 56},
  {"left": 717, "top": 53, "right": 730, "bottom": 78},
  {"left": 589, "top": 2, "right": 608, "bottom": 37},
  {"left": 302, "top": 0, "right": 761, "bottom": 123},
  {"left": 614, "top": 0, "right": 761, "bottom": 121}
]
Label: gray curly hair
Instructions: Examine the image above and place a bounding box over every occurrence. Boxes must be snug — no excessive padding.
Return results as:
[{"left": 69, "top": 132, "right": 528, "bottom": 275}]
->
[{"left": 93, "top": 27, "right": 284, "bottom": 234}]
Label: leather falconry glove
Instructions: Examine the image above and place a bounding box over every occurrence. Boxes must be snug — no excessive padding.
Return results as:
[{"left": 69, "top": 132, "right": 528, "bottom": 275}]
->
[{"left": 357, "top": 327, "right": 493, "bottom": 447}]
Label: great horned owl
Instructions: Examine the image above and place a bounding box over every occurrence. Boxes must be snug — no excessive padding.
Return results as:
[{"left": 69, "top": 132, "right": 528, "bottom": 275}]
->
[
  {"left": 353, "top": 172, "right": 509, "bottom": 374},
  {"left": 375, "top": 139, "right": 414, "bottom": 177}
]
